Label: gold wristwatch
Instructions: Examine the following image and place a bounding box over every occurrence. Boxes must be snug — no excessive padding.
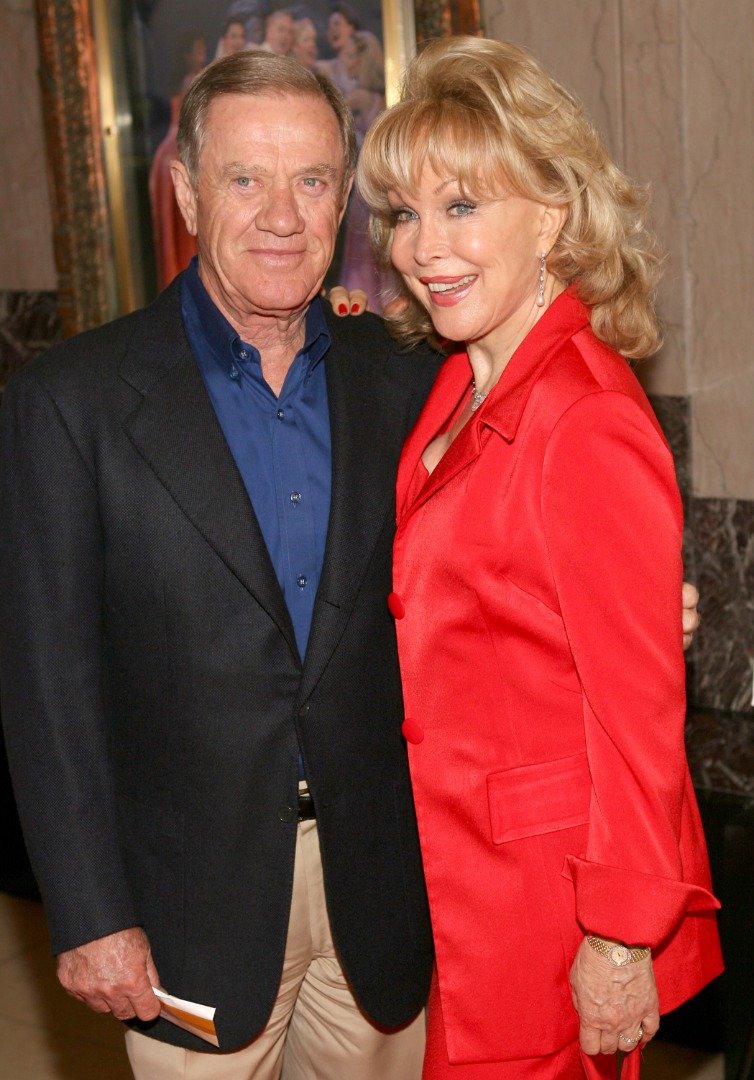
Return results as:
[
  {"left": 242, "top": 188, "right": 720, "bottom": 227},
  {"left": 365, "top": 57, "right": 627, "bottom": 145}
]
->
[{"left": 587, "top": 936, "right": 651, "bottom": 966}]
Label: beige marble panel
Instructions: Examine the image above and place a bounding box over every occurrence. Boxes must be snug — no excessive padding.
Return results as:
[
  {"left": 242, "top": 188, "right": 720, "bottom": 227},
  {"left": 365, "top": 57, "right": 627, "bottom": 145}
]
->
[
  {"left": 621, "top": 0, "right": 687, "bottom": 396},
  {"left": 482, "top": 0, "right": 623, "bottom": 157},
  {"left": 0, "top": 0, "right": 56, "bottom": 291},
  {"left": 684, "top": 0, "right": 754, "bottom": 498}
]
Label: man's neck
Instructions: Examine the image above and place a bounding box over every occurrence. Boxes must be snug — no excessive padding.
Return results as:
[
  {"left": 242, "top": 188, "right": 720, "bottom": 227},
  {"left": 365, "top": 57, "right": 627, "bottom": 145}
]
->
[{"left": 199, "top": 264, "right": 310, "bottom": 394}]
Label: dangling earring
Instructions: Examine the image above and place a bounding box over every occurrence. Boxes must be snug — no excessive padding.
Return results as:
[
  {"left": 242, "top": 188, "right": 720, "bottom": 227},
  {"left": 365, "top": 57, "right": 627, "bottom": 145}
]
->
[{"left": 536, "top": 252, "right": 546, "bottom": 307}]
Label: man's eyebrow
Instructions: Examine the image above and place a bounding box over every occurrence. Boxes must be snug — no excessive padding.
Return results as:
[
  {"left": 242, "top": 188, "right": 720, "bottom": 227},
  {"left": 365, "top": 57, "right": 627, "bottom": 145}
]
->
[
  {"left": 220, "top": 162, "right": 340, "bottom": 180},
  {"left": 221, "top": 162, "right": 267, "bottom": 179}
]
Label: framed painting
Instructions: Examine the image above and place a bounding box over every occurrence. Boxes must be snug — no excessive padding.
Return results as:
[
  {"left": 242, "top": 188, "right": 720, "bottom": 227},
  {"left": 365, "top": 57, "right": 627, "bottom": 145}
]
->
[{"left": 34, "top": 0, "right": 481, "bottom": 336}]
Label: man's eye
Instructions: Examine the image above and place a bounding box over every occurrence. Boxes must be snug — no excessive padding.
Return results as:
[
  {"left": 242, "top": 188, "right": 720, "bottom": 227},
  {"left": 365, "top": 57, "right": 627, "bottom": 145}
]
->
[
  {"left": 235, "top": 177, "right": 251, "bottom": 188},
  {"left": 302, "top": 177, "right": 322, "bottom": 189}
]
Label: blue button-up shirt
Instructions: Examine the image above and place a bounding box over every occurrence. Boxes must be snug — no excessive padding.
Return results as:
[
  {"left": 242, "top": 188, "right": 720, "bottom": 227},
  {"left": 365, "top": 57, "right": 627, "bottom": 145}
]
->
[{"left": 180, "top": 258, "right": 332, "bottom": 666}]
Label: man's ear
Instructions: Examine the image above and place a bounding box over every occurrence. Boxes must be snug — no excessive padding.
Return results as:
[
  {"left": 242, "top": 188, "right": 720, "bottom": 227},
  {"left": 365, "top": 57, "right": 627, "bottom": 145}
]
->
[
  {"left": 171, "top": 161, "right": 199, "bottom": 236},
  {"left": 338, "top": 171, "right": 355, "bottom": 227},
  {"left": 539, "top": 202, "right": 567, "bottom": 249}
]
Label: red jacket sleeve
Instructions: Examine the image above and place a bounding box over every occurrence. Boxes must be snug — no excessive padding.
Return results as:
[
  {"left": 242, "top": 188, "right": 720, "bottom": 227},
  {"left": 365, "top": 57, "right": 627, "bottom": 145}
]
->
[{"left": 541, "top": 389, "right": 718, "bottom": 947}]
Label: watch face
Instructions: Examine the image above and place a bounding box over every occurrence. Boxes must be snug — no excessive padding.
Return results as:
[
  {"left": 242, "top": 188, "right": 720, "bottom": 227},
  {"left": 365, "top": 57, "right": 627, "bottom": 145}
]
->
[{"left": 610, "top": 945, "right": 630, "bottom": 966}]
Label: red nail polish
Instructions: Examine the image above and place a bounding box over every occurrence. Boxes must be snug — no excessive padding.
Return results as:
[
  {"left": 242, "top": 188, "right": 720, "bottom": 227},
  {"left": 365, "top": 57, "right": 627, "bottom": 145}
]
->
[
  {"left": 338, "top": 303, "right": 348, "bottom": 314},
  {"left": 350, "top": 303, "right": 361, "bottom": 313}
]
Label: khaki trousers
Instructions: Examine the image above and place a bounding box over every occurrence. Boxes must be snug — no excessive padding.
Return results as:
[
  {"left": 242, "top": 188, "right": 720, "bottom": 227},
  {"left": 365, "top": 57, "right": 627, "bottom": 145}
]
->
[{"left": 126, "top": 819, "right": 425, "bottom": 1079}]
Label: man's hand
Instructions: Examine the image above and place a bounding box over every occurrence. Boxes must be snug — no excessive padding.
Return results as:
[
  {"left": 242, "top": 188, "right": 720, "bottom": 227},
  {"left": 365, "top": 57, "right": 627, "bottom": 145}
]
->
[
  {"left": 57, "top": 926, "right": 162, "bottom": 1022},
  {"left": 570, "top": 937, "right": 659, "bottom": 1056},
  {"left": 682, "top": 581, "right": 700, "bottom": 651}
]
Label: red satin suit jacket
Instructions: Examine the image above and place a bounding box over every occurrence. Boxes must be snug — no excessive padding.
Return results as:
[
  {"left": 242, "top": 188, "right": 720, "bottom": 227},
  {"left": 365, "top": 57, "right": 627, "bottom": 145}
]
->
[{"left": 392, "top": 290, "right": 723, "bottom": 1066}]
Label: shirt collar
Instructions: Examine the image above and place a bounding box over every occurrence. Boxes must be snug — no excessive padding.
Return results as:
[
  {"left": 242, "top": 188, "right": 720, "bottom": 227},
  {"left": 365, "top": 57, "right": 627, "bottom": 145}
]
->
[{"left": 181, "top": 256, "right": 330, "bottom": 374}]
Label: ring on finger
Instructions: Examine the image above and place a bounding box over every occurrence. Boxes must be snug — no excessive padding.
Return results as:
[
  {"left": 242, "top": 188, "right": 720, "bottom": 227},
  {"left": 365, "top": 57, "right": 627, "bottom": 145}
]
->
[{"left": 618, "top": 1026, "right": 644, "bottom": 1047}]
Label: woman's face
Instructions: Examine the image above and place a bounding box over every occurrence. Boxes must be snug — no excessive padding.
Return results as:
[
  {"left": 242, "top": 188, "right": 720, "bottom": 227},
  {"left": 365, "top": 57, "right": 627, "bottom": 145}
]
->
[
  {"left": 223, "top": 21, "right": 246, "bottom": 53},
  {"left": 328, "top": 12, "right": 354, "bottom": 51},
  {"left": 388, "top": 163, "right": 559, "bottom": 354},
  {"left": 189, "top": 37, "right": 207, "bottom": 73},
  {"left": 292, "top": 24, "right": 318, "bottom": 66}
]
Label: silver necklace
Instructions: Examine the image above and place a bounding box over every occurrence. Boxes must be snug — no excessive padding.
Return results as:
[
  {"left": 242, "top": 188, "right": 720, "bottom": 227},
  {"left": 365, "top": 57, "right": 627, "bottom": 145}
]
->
[{"left": 470, "top": 383, "right": 487, "bottom": 412}]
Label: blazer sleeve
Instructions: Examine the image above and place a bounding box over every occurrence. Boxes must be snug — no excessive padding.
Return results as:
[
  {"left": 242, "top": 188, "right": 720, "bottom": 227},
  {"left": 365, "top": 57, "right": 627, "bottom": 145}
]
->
[
  {"left": 540, "top": 389, "right": 718, "bottom": 948},
  {"left": 0, "top": 369, "right": 137, "bottom": 954}
]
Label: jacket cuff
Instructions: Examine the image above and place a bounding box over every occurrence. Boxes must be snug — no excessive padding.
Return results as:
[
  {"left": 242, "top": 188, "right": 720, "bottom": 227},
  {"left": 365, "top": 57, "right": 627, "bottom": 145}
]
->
[{"left": 564, "top": 855, "right": 720, "bottom": 948}]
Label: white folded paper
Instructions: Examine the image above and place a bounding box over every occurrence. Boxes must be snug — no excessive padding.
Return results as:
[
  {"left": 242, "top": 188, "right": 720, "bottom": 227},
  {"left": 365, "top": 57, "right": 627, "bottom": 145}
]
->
[{"left": 152, "top": 986, "right": 219, "bottom": 1047}]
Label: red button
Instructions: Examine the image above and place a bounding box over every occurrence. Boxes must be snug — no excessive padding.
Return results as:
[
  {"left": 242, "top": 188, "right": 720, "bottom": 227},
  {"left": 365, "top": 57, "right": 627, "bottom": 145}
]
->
[
  {"left": 387, "top": 592, "right": 406, "bottom": 619},
  {"left": 401, "top": 718, "right": 424, "bottom": 744}
]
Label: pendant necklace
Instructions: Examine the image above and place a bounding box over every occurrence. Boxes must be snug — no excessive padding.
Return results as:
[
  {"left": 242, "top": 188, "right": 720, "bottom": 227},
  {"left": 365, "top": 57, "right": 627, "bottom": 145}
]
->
[{"left": 470, "top": 383, "right": 487, "bottom": 412}]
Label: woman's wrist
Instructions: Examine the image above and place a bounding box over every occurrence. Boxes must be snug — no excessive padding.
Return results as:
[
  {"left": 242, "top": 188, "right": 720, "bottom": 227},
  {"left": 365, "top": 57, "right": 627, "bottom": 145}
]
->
[{"left": 586, "top": 934, "right": 651, "bottom": 966}]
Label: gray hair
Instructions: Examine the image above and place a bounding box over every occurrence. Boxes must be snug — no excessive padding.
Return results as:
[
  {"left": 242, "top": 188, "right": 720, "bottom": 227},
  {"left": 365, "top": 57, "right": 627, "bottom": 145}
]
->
[{"left": 177, "top": 50, "right": 357, "bottom": 189}]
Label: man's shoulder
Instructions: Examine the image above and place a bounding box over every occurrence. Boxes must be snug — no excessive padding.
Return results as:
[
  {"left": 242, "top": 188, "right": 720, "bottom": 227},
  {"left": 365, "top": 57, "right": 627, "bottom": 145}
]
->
[
  {"left": 325, "top": 308, "right": 444, "bottom": 385},
  {"left": 7, "top": 282, "right": 183, "bottom": 400}
]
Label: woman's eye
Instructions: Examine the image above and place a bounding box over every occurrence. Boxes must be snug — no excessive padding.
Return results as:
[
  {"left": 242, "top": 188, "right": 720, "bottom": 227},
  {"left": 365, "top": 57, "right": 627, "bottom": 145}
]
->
[
  {"left": 393, "top": 208, "right": 417, "bottom": 224},
  {"left": 449, "top": 200, "right": 476, "bottom": 216}
]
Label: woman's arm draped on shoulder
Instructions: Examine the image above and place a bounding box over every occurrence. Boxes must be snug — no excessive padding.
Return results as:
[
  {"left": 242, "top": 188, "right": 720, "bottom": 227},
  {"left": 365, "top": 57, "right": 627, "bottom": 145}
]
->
[{"left": 540, "top": 390, "right": 717, "bottom": 947}]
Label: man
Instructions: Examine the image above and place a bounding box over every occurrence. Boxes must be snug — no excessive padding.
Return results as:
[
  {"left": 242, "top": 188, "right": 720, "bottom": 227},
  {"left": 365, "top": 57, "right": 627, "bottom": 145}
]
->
[
  {"left": 0, "top": 52, "right": 439, "bottom": 1079},
  {"left": 259, "top": 10, "right": 294, "bottom": 56}
]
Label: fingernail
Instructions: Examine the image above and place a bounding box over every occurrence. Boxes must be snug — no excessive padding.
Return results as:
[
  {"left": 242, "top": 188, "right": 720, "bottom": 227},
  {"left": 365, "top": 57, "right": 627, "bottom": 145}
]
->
[
  {"left": 338, "top": 303, "right": 348, "bottom": 314},
  {"left": 350, "top": 303, "right": 361, "bottom": 313}
]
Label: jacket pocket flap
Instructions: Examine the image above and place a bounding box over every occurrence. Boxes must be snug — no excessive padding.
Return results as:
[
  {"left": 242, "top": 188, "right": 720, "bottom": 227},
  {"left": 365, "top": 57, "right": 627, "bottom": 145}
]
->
[{"left": 487, "top": 751, "right": 591, "bottom": 844}]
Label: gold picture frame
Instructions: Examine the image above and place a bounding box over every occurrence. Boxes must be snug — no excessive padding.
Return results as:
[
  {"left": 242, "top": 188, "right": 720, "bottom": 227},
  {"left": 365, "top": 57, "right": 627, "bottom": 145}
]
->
[{"left": 34, "top": 0, "right": 481, "bottom": 338}]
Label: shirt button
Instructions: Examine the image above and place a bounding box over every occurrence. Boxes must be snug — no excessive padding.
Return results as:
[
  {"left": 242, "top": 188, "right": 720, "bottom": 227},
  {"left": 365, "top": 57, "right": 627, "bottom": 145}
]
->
[
  {"left": 276, "top": 408, "right": 285, "bottom": 420},
  {"left": 297, "top": 575, "right": 307, "bottom": 588},
  {"left": 387, "top": 592, "right": 406, "bottom": 619},
  {"left": 290, "top": 491, "right": 302, "bottom": 504},
  {"left": 298, "top": 702, "right": 310, "bottom": 717},
  {"left": 229, "top": 365, "right": 240, "bottom": 379},
  {"left": 278, "top": 804, "right": 296, "bottom": 823},
  {"left": 238, "top": 348, "right": 249, "bottom": 359},
  {"left": 401, "top": 718, "right": 424, "bottom": 744}
]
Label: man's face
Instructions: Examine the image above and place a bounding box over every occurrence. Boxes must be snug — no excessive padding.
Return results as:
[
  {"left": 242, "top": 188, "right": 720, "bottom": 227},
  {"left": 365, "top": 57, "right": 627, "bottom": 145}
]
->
[
  {"left": 265, "top": 12, "right": 294, "bottom": 54},
  {"left": 173, "top": 93, "right": 351, "bottom": 324}
]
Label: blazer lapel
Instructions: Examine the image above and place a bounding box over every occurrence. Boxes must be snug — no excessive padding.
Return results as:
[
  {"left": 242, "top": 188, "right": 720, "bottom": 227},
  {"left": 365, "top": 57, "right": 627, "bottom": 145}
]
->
[
  {"left": 397, "top": 350, "right": 483, "bottom": 520},
  {"left": 120, "top": 284, "right": 298, "bottom": 660},
  {"left": 299, "top": 321, "right": 417, "bottom": 701}
]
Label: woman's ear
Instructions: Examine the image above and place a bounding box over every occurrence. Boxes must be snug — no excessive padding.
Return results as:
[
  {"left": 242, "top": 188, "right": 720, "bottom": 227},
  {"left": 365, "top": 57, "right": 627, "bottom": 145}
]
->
[{"left": 539, "top": 203, "right": 567, "bottom": 249}]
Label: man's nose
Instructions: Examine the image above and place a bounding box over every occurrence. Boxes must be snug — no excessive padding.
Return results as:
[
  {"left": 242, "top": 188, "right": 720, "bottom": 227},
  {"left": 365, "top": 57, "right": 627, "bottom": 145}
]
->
[{"left": 256, "top": 184, "right": 304, "bottom": 235}]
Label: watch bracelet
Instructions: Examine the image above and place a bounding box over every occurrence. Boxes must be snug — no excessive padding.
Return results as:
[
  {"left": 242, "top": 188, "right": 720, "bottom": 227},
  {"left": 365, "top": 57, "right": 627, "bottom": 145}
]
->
[{"left": 587, "top": 935, "right": 651, "bottom": 964}]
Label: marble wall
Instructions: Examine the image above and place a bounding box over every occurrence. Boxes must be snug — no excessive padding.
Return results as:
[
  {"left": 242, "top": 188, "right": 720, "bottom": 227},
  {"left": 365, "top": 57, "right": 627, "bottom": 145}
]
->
[
  {"left": 0, "top": 292, "right": 62, "bottom": 390},
  {"left": 481, "top": 3, "right": 754, "bottom": 769},
  {"left": 482, "top": 0, "right": 754, "bottom": 501}
]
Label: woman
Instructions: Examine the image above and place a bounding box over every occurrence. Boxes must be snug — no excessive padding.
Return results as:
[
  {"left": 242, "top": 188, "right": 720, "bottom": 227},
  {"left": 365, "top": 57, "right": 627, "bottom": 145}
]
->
[
  {"left": 358, "top": 37, "right": 722, "bottom": 1079},
  {"left": 149, "top": 30, "right": 206, "bottom": 288},
  {"left": 340, "top": 29, "right": 387, "bottom": 311},
  {"left": 291, "top": 16, "right": 318, "bottom": 68},
  {"left": 316, "top": 3, "right": 360, "bottom": 96}
]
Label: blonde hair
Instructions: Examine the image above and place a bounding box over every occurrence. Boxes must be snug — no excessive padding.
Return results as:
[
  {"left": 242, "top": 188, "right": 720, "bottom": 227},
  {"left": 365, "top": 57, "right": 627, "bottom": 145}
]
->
[{"left": 358, "top": 36, "right": 663, "bottom": 357}]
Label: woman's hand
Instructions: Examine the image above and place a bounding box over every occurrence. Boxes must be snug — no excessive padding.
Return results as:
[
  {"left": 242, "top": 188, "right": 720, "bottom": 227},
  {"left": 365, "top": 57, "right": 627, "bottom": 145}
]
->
[
  {"left": 569, "top": 937, "right": 659, "bottom": 1056},
  {"left": 325, "top": 286, "right": 368, "bottom": 316},
  {"left": 682, "top": 581, "right": 700, "bottom": 650}
]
